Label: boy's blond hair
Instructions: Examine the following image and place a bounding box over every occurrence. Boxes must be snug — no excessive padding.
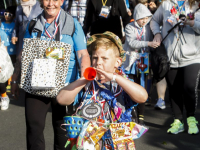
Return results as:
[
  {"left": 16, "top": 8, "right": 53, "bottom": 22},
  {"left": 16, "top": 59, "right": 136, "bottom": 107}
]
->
[{"left": 88, "top": 38, "right": 120, "bottom": 57}]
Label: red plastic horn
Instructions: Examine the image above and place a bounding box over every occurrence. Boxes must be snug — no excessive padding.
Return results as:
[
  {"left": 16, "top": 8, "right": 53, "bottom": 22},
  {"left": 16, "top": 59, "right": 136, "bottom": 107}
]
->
[{"left": 83, "top": 67, "right": 97, "bottom": 80}]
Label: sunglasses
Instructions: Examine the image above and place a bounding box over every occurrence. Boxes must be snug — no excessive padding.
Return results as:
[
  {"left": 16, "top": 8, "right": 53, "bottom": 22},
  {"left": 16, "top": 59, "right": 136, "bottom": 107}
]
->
[{"left": 4, "top": 12, "right": 13, "bottom": 17}]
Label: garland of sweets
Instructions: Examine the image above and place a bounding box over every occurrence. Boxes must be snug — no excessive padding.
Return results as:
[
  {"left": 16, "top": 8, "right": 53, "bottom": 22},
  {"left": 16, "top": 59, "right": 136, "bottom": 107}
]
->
[{"left": 62, "top": 68, "right": 148, "bottom": 150}]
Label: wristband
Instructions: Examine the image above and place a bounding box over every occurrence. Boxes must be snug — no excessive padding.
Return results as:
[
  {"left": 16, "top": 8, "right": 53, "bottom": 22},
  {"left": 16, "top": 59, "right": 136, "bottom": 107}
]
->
[
  {"left": 11, "top": 81, "right": 18, "bottom": 84},
  {"left": 111, "top": 74, "right": 117, "bottom": 82}
]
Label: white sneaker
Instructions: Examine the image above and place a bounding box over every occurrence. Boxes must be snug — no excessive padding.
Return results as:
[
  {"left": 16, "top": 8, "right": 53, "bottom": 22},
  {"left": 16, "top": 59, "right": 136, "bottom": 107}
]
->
[{"left": 1, "top": 96, "right": 10, "bottom": 110}]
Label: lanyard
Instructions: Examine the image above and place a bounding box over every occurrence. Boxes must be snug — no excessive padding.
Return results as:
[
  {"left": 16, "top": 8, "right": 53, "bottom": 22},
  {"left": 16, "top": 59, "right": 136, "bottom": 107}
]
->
[
  {"left": 111, "top": 82, "right": 123, "bottom": 97},
  {"left": 176, "top": 0, "right": 186, "bottom": 14},
  {"left": 102, "top": 0, "right": 108, "bottom": 6},
  {"left": 136, "top": 27, "right": 145, "bottom": 41},
  {"left": 135, "top": 24, "right": 146, "bottom": 53},
  {"left": 45, "top": 9, "right": 61, "bottom": 39},
  {"left": 92, "top": 81, "right": 97, "bottom": 100}
]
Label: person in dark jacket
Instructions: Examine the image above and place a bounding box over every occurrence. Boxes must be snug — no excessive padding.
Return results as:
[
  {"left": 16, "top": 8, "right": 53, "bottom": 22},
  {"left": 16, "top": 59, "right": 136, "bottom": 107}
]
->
[
  {"left": 83, "top": 0, "right": 131, "bottom": 39},
  {"left": 11, "top": 0, "right": 43, "bottom": 56}
]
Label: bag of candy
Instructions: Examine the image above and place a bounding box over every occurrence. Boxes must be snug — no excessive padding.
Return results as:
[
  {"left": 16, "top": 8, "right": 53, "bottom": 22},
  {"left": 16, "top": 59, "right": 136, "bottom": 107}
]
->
[
  {"left": 110, "top": 122, "right": 136, "bottom": 150},
  {"left": 102, "top": 130, "right": 114, "bottom": 150},
  {"left": 77, "top": 121, "right": 108, "bottom": 150},
  {"left": 130, "top": 122, "right": 148, "bottom": 140}
]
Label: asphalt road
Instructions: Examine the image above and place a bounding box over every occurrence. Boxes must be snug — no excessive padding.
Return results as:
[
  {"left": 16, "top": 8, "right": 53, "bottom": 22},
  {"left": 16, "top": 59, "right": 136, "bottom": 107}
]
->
[{"left": 0, "top": 88, "right": 200, "bottom": 150}]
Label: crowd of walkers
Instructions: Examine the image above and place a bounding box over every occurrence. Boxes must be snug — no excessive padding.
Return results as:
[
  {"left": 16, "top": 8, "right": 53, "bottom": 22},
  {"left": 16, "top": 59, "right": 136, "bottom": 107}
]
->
[{"left": 0, "top": 0, "right": 200, "bottom": 149}]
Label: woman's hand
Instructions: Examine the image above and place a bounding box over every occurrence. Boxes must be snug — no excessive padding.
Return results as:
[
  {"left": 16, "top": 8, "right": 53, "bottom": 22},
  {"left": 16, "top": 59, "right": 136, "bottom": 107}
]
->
[
  {"left": 11, "top": 83, "right": 20, "bottom": 100},
  {"left": 148, "top": 41, "right": 160, "bottom": 48},
  {"left": 181, "top": 18, "right": 195, "bottom": 27},
  {"left": 12, "top": 37, "right": 18, "bottom": 45},
  {"left": 153, "top": 33, "right": 162, "bottom": 44},
  {"left": 96, "top": 68, "right": 114, "bottom": 83}
]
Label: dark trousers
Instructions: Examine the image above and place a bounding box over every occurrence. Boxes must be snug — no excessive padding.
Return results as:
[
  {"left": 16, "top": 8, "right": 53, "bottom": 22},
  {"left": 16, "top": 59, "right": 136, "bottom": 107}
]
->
[
  {"left": 10, "top": 55, "right": 16, "bottom": 65},
  {"left": 128, "top": 74, "right": 146, "bottom": 122},
  {"left": 165, "top": 64, "right": 200, "bottom": 120},
  {"left": 25, "top": 93, "right": 70, "bottom": 150},
  {"left": 0, "top": 82, "right": 6, "bottom": 94}
]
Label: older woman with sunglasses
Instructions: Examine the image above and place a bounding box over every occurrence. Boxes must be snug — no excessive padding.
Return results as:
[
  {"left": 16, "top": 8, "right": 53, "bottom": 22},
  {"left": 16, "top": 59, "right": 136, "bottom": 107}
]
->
[
  {"left": 11, "top": 0, "right": 43, "bottom": 56},
  {"left": 11, "top": 0, "right": 90, "bottom": 149}
]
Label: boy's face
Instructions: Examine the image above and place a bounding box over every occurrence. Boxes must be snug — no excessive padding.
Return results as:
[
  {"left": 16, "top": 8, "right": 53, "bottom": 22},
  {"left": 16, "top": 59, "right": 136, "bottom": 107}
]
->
[
  {"left": 4, "top": 12, "right": 14, "bottom": 23},
  {"left": 92, "top": 47, "right": 121, "bottom": 79},
  {"left": 136, "top": 17, "right": 149, "bottom": 27}
]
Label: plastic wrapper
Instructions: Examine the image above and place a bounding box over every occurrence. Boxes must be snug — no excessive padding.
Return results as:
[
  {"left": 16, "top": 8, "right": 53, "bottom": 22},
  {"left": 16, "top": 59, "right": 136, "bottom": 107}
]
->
[
  {"left": 110, "top": 122, "right": 135, "bottom": 150},
  {"left": 46, "top": 47, "right": 65, "bottom": 59},
  {"left": 85, "top": 122, "right": 99, "bottom": 139},
  {"left": 127, "top": 140, "right": 135, "bottom": 149},
  {"left": 130, "top": 122, "right": 148, "bottom": 140},
  {"left": 76, "top": 120, "right": 89, "bottom": 149},
  {"left": 167, "top": 15, "right": 177, "bottom": 27},
  {"left": 90, "top": 126, "right": 108, "bottom": 145},
  {"left": 102, "top": 130, "right": 114, "bottom": 150},
  {"left": 95, "top": 140, "right": 103, "bottom": 150},
  {"left": 167, "top": 15, "right": 179, "bottom": 34},
  {"left": 116, "top": 143, "right": 126, "bottom": 150},
  {"left": 0, "top": 41, "right": 14, "bottom": 83},
  {"left": 77, "top": 121, "right": 100, "bottom": 150}
]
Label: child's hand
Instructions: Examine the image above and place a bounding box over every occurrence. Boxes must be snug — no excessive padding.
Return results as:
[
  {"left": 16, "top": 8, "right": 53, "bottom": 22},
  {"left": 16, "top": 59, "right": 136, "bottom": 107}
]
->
[
  {"left": 127, "top": 9, "right": 132, "bottom": 16},
  {"left": 12, "top": 37, "right": 18, "bottom": 45},
  {"left": 148, "top": 41, "right": 160, "bottom": 48},
  {"left": 96, "top": 68, "right": 115, "bottom": 83}
]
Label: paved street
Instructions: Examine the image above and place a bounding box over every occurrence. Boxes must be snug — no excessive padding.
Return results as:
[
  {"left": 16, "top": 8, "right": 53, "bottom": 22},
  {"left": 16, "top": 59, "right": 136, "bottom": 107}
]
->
[{"left": 0, "top": 88, "right": 200, "bottom": 150}]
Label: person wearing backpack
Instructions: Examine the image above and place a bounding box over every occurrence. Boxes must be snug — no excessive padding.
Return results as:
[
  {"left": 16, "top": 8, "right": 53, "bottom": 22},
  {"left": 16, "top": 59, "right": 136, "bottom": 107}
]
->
[
  {"left": 11, "top": 0, "right": 90, "bottom": 149},
  {"left": 151, "top": 0, "right": 200, "bottom": 135}
]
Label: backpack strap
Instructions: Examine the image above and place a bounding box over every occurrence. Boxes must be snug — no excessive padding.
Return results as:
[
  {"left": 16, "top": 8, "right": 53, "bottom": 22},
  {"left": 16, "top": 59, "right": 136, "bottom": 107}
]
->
[
  {"left": 28, "top": 19, "right": 36, "bottom": 35},
  {"left": 28, "top": 18, "right": 42, "bottom": 38},
  {"left": 64, "top": 12, "right": 75, "bottom": 37}
]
